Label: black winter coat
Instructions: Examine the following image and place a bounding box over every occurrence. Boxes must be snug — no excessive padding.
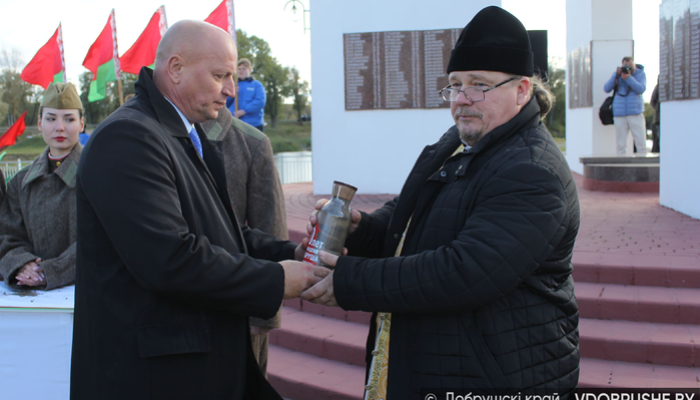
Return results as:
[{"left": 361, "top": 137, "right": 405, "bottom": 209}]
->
[
  {"left": 335, "top": 98, "right": 580, "bottom": 399},
  {"left": 70, "top": 68, "right": 293, "bottom": 400}
]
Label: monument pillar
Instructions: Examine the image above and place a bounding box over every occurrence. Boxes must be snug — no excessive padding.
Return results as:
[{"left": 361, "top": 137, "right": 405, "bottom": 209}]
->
[
  {"left": 658, "top": 0, "right": 700, "bottom": 219},
  {"left": 565, "top": 0, "right": 634, "bottom": 175}
]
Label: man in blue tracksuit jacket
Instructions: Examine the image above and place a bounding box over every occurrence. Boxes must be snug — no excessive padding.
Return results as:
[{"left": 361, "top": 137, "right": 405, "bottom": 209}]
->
[
  {"left": 226, "top": 58, "right": 266, "bottom": 132},
  {"left": 603, "top": 56, "right": 647, "bottom": 154}
]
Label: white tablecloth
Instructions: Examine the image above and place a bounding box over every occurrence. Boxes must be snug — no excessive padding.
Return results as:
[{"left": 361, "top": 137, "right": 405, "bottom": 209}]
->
[{"left": 0, "top": 283, "right": 74, "bottom": 400}]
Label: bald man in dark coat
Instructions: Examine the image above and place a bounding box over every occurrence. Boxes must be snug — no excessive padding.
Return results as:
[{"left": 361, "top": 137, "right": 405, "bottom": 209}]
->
[{"left": 70, "top": 20, "right": 324, "bottom": 400}]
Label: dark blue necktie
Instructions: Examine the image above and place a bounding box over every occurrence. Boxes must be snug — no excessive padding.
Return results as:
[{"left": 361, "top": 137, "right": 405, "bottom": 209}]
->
[{"left": 189, "top": 127, "right": 203, "bottom": 158}]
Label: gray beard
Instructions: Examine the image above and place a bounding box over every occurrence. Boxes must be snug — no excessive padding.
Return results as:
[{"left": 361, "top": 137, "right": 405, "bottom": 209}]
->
[
  {"left": 454, "top": 107, "right": 485, "bottom": 145},
  {"left": 458, "top": 127, "right": 484, "bottom": 145}
]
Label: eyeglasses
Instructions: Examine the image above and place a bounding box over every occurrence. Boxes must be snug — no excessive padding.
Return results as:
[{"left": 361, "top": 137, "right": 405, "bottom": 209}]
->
[{"left": 438, "top": 77, "right": 517, "bottom": 102}]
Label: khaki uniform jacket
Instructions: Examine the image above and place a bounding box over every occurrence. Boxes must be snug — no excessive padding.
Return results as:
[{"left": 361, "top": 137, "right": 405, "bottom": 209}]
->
[
  {"left": 203, "top": 110, "right": 288, "bottom": 329},
  {"left": 0, "top": 144, "right": 82, "bottom": 290}
]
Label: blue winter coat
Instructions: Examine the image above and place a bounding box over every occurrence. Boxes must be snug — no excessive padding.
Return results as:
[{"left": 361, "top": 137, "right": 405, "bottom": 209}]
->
[
  {"left": 603, "top": 64, "right": 646, "bottom": 117},
  {"left": 226, "top": 78, "right": 266, "bottom": 127}
]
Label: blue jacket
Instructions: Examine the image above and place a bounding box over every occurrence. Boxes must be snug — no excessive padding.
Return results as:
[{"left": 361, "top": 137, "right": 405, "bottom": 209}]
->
[
  {"left": 226, "top": 77, "right": 266, "bottom": 127},
  {"left": 603, "top": 64, "right": 646, "bottom": 117}
]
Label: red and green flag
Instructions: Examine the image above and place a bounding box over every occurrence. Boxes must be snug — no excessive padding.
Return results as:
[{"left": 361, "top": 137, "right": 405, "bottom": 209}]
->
[
  {"left": 205, "top": 0, "right": 236, "bottom": 42},
  {"left": 21, "top": 24, "right": 66, "bottom": 89},
  {"left": 120, "top": 6, "right": 168, "bottom": 74},
  {"left": 0, "top": 112, "right": 27, "bottom": 152},
  {"left": 83, "top": 9, "right": 121, "bottom": 102}
]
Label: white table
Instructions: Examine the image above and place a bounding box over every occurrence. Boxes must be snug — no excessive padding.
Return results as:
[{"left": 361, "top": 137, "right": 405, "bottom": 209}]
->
[{"left": 0, "top": 283, "right": 74, "bottom": 400}]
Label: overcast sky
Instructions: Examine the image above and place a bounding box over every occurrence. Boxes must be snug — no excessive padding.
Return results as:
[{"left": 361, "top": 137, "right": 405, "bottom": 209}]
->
[{"left": 0, "top": 0, "right": 659, "bottom": 101}]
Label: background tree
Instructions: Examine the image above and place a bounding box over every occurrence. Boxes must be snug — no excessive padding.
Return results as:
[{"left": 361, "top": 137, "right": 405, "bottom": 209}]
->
[
  {"left": 264, "top": 63, "right": 291, "bottom": 127},
  {"left": 79, "top": 71, "right": 137, "bottom": 126},
  {"left": 0, "top": 49, "right": 35, "bottom": 126},
  {"left": 289, "top": 67, "right": 309, "bottom": 124},
  {"left": 644, "top": 102, "right": 654, "bottom": 131},
  {"left": 0, "top": 84, "right": 11, "bottom": 124},
  {"left": 236, "top": 30, "right": 297, "bottom": 127},
  {"left": 545, "top": 65, "right": 566, "bottom": 138}
]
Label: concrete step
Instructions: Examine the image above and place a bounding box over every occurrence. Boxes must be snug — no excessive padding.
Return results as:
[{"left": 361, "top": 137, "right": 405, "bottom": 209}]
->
[
  {"left": 579, "top": 357, "right": 700, "bottom": 388},
  {"left": 580, "top": 318, "right": 700, "bottom": 368},
  {"left": 270, "top": 307, "right": 368, "bottom": 367},
  {"left": 268, "top": 345, "right": 364, "bottom": 400},
  {"left": 269, "top": 309, "right": 700, "bottom": 393},
  {"left": 283, "top": 298, "right": 371, "bottom": 325},
  {"left": 270, "top": 351, "right": 700, "bottom": 397},
  {"left": 572, "top": 253, "right": 700, "bottom": 289},
  {"left": 577, "top": 282, "right": 700, "bottom": 324},
  {"left": 274, "top": 308, "right": 700, "bottom": 370}
]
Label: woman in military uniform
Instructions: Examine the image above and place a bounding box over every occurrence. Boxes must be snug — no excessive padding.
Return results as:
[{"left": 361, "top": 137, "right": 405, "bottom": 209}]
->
[{"left": 0, "top": 82, "right": 83, "bottom": 290}]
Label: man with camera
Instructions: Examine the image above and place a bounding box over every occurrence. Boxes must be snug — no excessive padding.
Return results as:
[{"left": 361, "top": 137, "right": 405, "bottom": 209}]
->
[{"left": 603, "top": 56, "right": 647, "bottom": 154}]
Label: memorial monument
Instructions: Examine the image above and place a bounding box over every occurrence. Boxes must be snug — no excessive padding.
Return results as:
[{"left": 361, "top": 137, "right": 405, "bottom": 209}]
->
[
  {"left": 658, "top": 0, "right": 700, "bottom": 219},
  {"left": 311, "top": 0, "right": 495, "bottom": 194}
]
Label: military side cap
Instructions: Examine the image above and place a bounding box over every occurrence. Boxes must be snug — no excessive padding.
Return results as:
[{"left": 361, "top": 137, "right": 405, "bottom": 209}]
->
[{"left": 41, "top": 82, "right": 83, "bottom": 110}]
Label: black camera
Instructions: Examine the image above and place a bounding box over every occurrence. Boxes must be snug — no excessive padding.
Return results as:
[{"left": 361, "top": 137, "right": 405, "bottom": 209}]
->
[{"left": 620, "top": 65, "right": 631, "bottom": 74}]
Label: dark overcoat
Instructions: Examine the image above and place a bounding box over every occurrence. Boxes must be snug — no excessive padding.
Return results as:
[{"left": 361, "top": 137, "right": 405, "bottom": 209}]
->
[
  {"left": 0, "top": 168, "right": 5, "bottom": 204},
  {"left": 336, "top": 99, "right": 580, "bottom": 399},
  {"left": 0, "top": 145, "right": 81, "bottom": 290},
  {"left": 70, "top": 68, "right": 295, "bottom": 400}
]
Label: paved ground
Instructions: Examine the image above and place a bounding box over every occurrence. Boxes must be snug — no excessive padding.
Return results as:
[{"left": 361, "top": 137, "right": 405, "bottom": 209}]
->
[
  {"left": 282, "top": 182, "right": 396, "bottom": 240},
  {"left": 275, "top": 174, "right": 700, "bottom": 396},
  {"left": 282, "top": 173, "right": 700, "bottom": 266}
]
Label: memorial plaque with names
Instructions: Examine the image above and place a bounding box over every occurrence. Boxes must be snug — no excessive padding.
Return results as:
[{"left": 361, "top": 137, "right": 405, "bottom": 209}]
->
[
  {"left": 383, "top": 31, "right": 417, "bottom": 109},
  {"left": 344, "top": 33, "right": 373, "bottom": 110},
  {"left": 690, "top": 0, "right": 700, "bottom": 98},
  {"left": 672, "top": 0, "right": 689, "bottom": 99},
  {"left": 344, "top": 27, "right": 547, "bottom": 110},
  {"left": 567, "top": 45, "right": 592, "bottom": 109},
  {"left": 344, "top": 28, "right": 460, "bottom": 110},
  {"left": 659, "top": 0, "right": 700, "bottom": 101},
  {"left": 423, "top": 29, "right": 460, "bottom": 109},
  {"left": 660, "top": 0, "right": 674, "bottom": 101}
]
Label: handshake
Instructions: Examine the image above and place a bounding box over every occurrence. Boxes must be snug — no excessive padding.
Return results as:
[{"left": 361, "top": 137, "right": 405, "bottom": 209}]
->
[{"left": 279, "top": 199, "right": 361, "bottom": 308}]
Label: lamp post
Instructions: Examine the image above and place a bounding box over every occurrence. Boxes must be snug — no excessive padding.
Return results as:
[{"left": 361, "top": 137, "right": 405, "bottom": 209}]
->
[{"left": 283, "top": 0, "right": 310, "bottom": 33}]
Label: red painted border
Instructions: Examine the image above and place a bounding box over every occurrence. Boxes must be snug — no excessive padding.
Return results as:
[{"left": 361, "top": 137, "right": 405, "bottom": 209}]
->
[{"left": 582, "top": 177, "right": 659, "bottom": 193}]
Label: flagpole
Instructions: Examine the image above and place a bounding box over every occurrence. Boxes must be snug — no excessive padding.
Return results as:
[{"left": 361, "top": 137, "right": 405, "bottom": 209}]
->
[
  {"left": 117, "top": 79, "right": 124, "bottom": 105},
  {"left": 113, "top": 8, "right": 123, "bottom": 105}
]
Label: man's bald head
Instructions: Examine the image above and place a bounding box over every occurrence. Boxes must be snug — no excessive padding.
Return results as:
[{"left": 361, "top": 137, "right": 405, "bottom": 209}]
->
[
  {"left": 155, "top": 20, "right": 236, "bottom": 72},
  {"left": 153, "top": 20, "right": 237, "bottom": 124}
]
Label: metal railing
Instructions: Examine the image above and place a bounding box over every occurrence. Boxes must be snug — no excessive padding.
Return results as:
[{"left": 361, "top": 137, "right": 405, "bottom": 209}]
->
[
  {"left": 0, "top": 160, "right": 26, "bottom": 182},
  {"left": 274, "top": 151, "right": 312, "bottom": 184},
  {"left": 0, "top": 153, "right": 313, "bottom": 186}
]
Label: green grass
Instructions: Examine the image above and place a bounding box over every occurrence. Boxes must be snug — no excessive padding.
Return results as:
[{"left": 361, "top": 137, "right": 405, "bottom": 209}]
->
[
  {"left": 265, "top": 120, "right": 311, "bottom": 153},
  {"left": 1, "top": 120, "right": 313, "bottom": 161},
  {"left": 3, "top": 121, "right": 559, "bottom": 159},
  {"left": 2, "top": 127, "right": 47, "bottom": 161},
  {"left": 554, "top": 137, "right": 566, "bottom": 152}
]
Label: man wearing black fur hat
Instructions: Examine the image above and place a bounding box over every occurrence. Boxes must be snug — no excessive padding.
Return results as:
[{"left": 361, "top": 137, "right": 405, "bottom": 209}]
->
[{"left": 301, "top": 6, "right": 580, "bottom": 399}]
